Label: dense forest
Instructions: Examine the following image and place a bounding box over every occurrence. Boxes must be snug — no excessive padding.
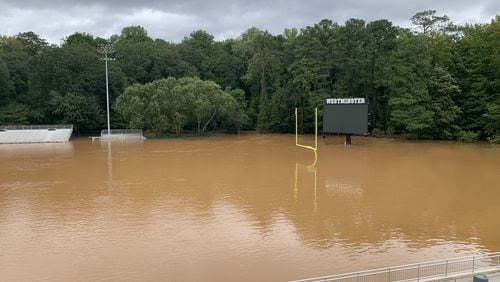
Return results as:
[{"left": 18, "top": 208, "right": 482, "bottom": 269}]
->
[{"left": 0, "top": 10, "right": 499, "bottom": 142}]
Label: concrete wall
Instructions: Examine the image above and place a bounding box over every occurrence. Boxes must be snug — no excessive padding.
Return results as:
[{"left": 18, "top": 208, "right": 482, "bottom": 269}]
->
[{"left": 0, "top": 128, "right": 73, "bottom": 144}]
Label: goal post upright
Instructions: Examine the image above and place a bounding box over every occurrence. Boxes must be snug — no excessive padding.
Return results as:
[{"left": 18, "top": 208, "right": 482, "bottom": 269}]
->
[{"left": 295, "top": 107, "right": 318, "bottom": 163}]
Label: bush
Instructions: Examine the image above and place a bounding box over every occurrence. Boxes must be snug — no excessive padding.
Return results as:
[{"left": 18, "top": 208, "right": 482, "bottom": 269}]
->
[
  {"left": 488, "top": 135, "right": 500, "bottom": 144},
  {"left": 371, "top": 128, "right": 385, "bottom": 137},
  {"left": 386, "top": 127, "right": 396, "bottom": 135},
  {"left": 404, "top": 133, "right": 419, "bottom": 140},
  {"left": 457, "top": 131, "right": 479, "bottom": 143}
]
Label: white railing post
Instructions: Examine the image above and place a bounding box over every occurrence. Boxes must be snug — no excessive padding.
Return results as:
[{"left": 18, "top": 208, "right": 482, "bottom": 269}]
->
[
  {"left": 472, "top": 256, "right": 475, "bottom": 273},
  {"left": 445, "top": 260, "right": 448, "bottom": 277},
  {"left": 417, "top": 264, "right": 420, "bottom": 282},
  {"left": 388, "top": 268, "right": 391, "bottom": 282}
]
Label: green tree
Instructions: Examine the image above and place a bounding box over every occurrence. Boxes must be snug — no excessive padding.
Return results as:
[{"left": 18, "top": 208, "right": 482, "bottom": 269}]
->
[
  {"left": 201, "top": 41, "right": 245, "bottom": 89},
  {"left": 453, "top": 18, "right": 500, "bottom": 137},
  {"left": 0, "top": 55, "right": 12, "bottom": 104},
  {"left": 386, "top": 33, "right": 460, "bottom": 138},
  {"left": 289, "top": 19, "right": 337, "bottom": 133},
  {"left": 15, "top": 31, "right": 48, "bottom": 54},
  {"left": 411, "top": 10, "right": 453, "bottom": 35},
  {"left": 335, "top": 19, "right": 369, "bottom": 98},
  {"left": 0, "top": 102, "right": 30, "bottom": 124},
  {"left": 114, "top": 39, "right": 156, "bottom": 84},
  {"left": 118, "top": 26, "right": 153, "bottom": 42},
  {"left": 115, "top": 82, "right": 168, "bottom": 134},
  {"left": 481, "top": 16, "right": 500, "bottom": 142},
  {"left": 150, "top": 41, "right": 198, "bottom": 80},
  {"left": 221, "top": 88, "right": 249, "bottom": 133},
  {"left": 179, "top": 30, "right": 214, "bottom": 75},
  {"left": 155, "top": 77, "right": 187, "bottom": 134},
  {"left": 484, "top": 103, "right": 500, "bottom": 142},
  {"left": 238, "top": 30, "right": 283, "bottom": 131},
  {"left": 0, "top": 36, "right": 32, "bottom": 107},
  {"left": 116, "top": 77, "right": 241, "bottom": 135},
  {"left": 365, "top": 20, "right": 397, "bottom": 129},
  {"left": 174, "top": 77, "right": 231, "bottom": 134},
  {"left": 63, "top": 32, "right": 97, "bottom": 47},
  {"left": 49, "top": 91, "right": 105, "bottom": 131}
]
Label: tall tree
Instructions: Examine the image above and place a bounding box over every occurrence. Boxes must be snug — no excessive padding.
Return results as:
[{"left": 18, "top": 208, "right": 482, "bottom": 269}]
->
[
  {"left": 63, "top": 32, "right": 98, "bottom": 47},
  {"left": 365, "top": 20, "right": 397, "bottom": 129},
  {"left": 386, "top": 33, "right": 460, "bottom": 138},
  {"left": 15, "top": 31, "right": 48, "bottom": 54},
  {"left": 114, "top": 26, "right": 156, "bottom": 84},
  {"left": 49, "top": 91, "right": 105, "bottom": 131},
  {"left": 411, "top": 10, "right": 453, "bottom": 35}
]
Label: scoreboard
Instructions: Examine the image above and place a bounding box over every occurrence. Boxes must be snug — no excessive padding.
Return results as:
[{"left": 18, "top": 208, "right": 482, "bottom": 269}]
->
[{"left": 323, "top": 98, "right": 368, "bottom": 135}]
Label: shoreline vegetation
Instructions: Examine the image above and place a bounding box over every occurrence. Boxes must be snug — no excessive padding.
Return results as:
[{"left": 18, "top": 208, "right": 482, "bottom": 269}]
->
[
  {"left": 100, "top": 131, "right": 493, "bottom": 145},
  {"left": 0, "top": 10, "right": 499, "bottom": 143},
  {"left": 149, "top": 132, "right": 216, "bottom": 139}
]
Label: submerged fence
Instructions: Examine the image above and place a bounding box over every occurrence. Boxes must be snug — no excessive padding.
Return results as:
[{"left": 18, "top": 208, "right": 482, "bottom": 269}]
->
[
  {"left": 100, "top": 129, "right": 144, "bottom": 139},
  {"left": 292, "top": 252, "right": 500, "bottom": 282}
]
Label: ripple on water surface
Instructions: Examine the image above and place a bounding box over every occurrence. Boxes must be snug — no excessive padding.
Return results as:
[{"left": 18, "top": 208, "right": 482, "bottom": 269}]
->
[{"left": 0, "top": 135, "right": 499, "bottom": 281}]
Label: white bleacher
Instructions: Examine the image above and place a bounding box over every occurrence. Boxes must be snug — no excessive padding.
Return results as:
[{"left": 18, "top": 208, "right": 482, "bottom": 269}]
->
[{"left": 0, "top": 125, "right": 73, "bottom": 144}]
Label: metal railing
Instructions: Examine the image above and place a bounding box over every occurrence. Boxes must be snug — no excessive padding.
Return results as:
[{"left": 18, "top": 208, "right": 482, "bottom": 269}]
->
[
  {"left": 292, "top": 252, "right": 500, "bottom": 282},
  {"left": 100, "top": 129, "right": 142, "bottom": 136},
  {"left": 0, "top": 124, "right": 73, "bottom": 130},
  {"left": 100, "top": 129, "right": 144, "bottom": 139}
]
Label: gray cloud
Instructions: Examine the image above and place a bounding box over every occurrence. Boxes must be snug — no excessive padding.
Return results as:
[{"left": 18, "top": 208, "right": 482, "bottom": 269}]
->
[{"left": 0, "top": 0, "right": 498, "bottom": 44}]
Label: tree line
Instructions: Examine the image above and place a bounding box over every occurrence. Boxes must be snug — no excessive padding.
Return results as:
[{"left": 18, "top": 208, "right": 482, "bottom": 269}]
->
[{"left": 0, "top": 10, "right": 499, "bottom": 141}]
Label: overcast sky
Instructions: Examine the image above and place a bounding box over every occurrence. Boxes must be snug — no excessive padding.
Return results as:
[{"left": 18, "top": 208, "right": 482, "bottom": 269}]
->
[{"left": 0, "top": 0, "right": 498, "bottom": 44}]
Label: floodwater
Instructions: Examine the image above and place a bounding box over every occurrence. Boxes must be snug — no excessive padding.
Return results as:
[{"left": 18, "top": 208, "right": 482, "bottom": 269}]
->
[{"left": 1, "top": 134, "right": 499, "bottom": 281}]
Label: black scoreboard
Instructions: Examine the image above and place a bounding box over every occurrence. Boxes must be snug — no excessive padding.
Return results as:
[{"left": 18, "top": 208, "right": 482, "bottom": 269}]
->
[{"left": 323, "top": 98, "right": 368, "bottom": 135}]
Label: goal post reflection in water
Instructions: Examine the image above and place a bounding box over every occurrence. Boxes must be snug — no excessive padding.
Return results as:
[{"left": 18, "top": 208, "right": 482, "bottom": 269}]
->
[{"left": 295, "top": 162, "right": 318, "bottom": 212}]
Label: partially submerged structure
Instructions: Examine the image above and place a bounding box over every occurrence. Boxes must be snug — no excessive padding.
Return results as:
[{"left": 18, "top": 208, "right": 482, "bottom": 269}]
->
[
  {"left": 91, "top": 129, "right": 145, "bottom": 142},
  {"left": 0, "top": 125, "right": 73, "bottom": 144}
]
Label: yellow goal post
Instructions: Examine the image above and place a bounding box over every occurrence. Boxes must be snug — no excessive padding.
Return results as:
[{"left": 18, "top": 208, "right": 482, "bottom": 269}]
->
[{"left": 295, "top": 107, "right": 318, "bottom": 163}]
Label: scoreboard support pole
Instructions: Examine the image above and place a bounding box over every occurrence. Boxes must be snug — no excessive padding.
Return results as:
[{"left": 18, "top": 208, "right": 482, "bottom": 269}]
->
[
  {"left": 295, "top": 107, "right": 318, "bottom": 164},
  {"left": 345, "top": 134, "right": 352, "bottom": 145}
]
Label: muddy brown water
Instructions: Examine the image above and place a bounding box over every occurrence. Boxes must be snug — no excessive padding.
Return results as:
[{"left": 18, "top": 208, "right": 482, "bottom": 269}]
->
[{"left": 1, "top": 134, "right": 499, "bottom": 281}]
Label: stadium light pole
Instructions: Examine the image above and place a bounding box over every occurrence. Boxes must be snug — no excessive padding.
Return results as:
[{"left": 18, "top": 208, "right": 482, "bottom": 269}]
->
[{"left": 97, "top": 43, "right": 115, "bottom": 136}]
